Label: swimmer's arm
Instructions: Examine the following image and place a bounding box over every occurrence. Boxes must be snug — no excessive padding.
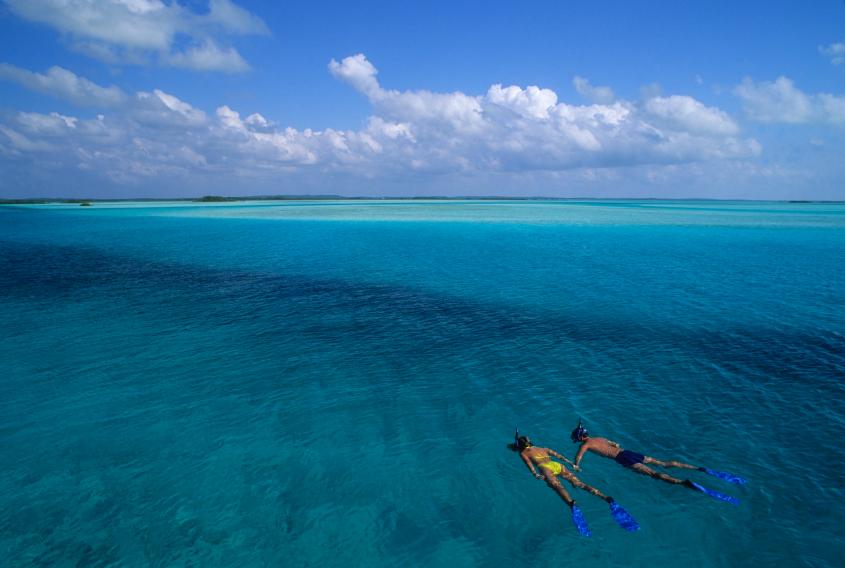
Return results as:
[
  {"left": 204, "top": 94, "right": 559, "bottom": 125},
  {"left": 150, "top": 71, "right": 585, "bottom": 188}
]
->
[
  {"left": 573, "top": 443, "right": 589, "bottom": 468},
  {"left": 520, "top": 453, "right": 543, "bottom": 480}
]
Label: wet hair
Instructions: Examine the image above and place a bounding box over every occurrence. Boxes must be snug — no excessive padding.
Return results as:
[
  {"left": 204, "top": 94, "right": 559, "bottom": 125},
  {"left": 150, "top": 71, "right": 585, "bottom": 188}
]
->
[{"left": 508, "top": 435, "right": 532, "bottom": 452}]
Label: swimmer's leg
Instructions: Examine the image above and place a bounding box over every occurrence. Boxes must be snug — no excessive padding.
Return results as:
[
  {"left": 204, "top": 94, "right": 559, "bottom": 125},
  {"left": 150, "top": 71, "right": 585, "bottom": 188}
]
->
[
  {"left": 644, "top": 456, "right": 699, "bottom": 470},
  {"left": 544, "top": 472, "right": 591, "bottom": 536},
  {"left": 631, "top": 463, "right": 685, "bottom": 485},
  {"left": 565, "top": 472, "right": 640, "bottom": 532},
  {"left": 563, "top": 472, "right": 613, "bottom": 503},
  {"left": 645, "top": 456, "right": 747, "bottom": 484},
  {"left": 542, "top": 472, "right": 576, "bottom": 507}
]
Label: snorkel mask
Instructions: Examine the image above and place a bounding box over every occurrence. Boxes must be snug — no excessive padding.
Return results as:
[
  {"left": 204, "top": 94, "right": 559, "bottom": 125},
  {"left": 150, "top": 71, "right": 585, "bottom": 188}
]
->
[{"left": 570, "top": 418, "right": 588, "bottom": 443}]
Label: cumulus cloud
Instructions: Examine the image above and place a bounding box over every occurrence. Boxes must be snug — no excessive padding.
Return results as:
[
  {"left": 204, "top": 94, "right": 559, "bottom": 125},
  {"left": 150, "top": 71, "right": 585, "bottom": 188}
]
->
[
  {"left": 820, "top": 41, "right": 845, "bottom": 66},
  {"left": 3, "top": 0, "right": 267, "bottom": 72},
  {"left": 326, "top": 54, "right": 757, "bottom": 171},
  {"left": 0, "top": 55, "right": 762, "bottom": 195},
  {"left": 573, "top": 76, "right": 615, "bottom": 104},
  {"left": 0, "top": 63, "right": 126, "bottom": 106},
  {"left": 643, "top": 95, "right": 739, "bottom": 135},
  {"left": 487, "top": 84, "right": 558, "bottom": 119},
  {"left": 328, "top": 54, "right": 382, "bottom": 100},
  {"left": 734, "top": 76, "right": 845, "bottom": 124}
]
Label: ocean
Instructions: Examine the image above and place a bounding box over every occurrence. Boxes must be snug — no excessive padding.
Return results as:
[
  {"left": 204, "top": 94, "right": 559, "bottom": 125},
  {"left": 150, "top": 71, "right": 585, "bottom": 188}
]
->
[{"left": 1, "top": 200, "right": 843, "bottom": 566}]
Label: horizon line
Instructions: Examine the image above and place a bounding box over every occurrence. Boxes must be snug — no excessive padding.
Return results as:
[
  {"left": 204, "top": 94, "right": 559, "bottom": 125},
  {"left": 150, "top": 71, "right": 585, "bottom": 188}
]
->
[{"left": 2, "top": 195, "right": 843, "bottom": 205}]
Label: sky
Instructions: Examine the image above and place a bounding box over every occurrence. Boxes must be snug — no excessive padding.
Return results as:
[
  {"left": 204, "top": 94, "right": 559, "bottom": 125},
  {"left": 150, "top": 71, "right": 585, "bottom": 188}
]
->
[{"left": 0, "top": 1, "right": 844, "bottom": 199}]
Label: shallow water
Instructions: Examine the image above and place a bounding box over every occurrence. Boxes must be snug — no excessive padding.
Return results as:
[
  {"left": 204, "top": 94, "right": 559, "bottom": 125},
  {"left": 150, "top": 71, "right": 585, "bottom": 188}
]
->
[{"left": 1, "top": 200, "right": 843, "bottom": 566}]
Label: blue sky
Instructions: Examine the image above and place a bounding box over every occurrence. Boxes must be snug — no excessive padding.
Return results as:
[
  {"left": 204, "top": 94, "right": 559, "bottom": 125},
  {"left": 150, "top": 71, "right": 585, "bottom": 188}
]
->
[{"left": 1, "top": 0, "right": 843, "bottom": 199}]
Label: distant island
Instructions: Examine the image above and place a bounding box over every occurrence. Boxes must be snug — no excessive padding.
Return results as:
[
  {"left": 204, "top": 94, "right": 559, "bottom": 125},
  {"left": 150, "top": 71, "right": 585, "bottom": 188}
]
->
[
  {"left": 1, "top": 196, "right": 843, "bottom": 205},
  {"left": 194, "top": 195, "right": 238, "bottom": 202}
]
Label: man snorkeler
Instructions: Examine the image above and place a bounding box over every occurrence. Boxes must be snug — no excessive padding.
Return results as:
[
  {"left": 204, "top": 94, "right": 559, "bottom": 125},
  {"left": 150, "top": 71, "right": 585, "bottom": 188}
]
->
[
  {"left": 569, "top": 419, "right": 744, "bottom": 503},
  {"left": 511, "top": 430, "right": 639, "bottom": 535}
]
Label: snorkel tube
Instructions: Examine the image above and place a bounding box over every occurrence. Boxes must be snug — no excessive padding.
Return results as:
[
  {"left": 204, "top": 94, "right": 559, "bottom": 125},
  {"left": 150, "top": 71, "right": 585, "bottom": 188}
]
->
[
  {"left": 512, "top": 427, "right": 531, "bottom": 451},
  {"left": 509, "top": 426, "right": 521, "bottom": 451},
  {"left": 570, "top": 418, "right": 588, "bottom": 443}
]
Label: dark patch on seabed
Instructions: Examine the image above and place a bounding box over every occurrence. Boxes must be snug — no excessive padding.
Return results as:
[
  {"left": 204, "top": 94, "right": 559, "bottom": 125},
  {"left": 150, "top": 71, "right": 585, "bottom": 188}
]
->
[{"left": 2, "top": 239, "right": 843, "bottom": 389}]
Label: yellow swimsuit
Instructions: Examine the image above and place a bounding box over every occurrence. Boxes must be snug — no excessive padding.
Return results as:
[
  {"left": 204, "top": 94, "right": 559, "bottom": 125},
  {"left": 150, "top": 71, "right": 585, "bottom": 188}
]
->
[{"left": 537, "top": 455, "right": 563, "bottom": 476}]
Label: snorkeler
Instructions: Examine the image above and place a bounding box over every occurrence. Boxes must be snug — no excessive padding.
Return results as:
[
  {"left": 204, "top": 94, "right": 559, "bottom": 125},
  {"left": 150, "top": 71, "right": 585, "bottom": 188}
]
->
[
  {"left": 512, "top": 430, "right": 638, "bottom": 535},
  {"left": 569, "top": 419, "right": 744, "bottom": 504}
]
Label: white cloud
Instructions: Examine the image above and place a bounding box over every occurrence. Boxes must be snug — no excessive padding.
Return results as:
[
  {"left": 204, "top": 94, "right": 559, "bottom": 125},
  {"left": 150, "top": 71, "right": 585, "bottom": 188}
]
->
[
  {"left": 327, "top": 54, "right": 756, "bottom": 171},
  {"left": 6, "top": 0, "right": 173, "bottom": 50},
  {"left": 644, "top": 95, "right": 739, "bottom": 135},
  {"left": 735, "top": 76, "right": 845, "bottom": 124},
  {"left": 573, "top": 76, "right": 615, "bottom": 104},
  {"left": 818, "top": 92, "right": 845, "bottom": 123},
  {"left": 0, "top": 55, "right": 761, "bottom": 195},
  {"left": 148, "top": 90, "right": 205, "bottom": 122},
  {"left": 820, "top": 41, "right": 845, "bottom": 65},
  {"left": 0, "top": 63, "right": 126, "bottom": 106},
  {"left": 18, "top": 111, "right": 78, "bottom": 132},
  {"left": 3, "top": 0, "right": 267, "bottom": 72},
  {"left": 164, "top": 40, "right": 250, "bottom": 73},
  {"left": 328, "top": 54, "right": 382, "bottom": 100},
  {"left": 206, "top": 0, "right": 268, "bottom": 36},
  {"left": 0, "top": 125, "right": 54, "bottom": 152},
  {"left": 133, "top": 89, "right": 208, "bottom": 127},
  {"left": 487, "top": 84, "right": 558, "bottom": 119}
]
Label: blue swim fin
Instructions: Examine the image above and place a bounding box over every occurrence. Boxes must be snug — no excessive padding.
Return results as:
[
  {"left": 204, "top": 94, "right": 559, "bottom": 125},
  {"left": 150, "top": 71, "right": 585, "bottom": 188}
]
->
[
  {"left": 689, "top": 481, "right": 740, "bottom": 505},
  {"left": 609, "top": 501, "right": 640, "bottom": 532},
  {"left": 701, "top": 468, "right": 747, "bottom": 485},
  {"left": 570, "top": 505, "right": 591, "bottom": 537}
]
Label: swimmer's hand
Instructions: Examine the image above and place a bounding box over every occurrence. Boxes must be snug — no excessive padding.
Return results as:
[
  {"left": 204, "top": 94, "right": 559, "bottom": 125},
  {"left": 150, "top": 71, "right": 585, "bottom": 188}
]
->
[
  {"left": 534, "top": 473, "right": 543, "bottom": 480},
  {"left": 573, "top": 465, "right": 582, "bottom": 472}
]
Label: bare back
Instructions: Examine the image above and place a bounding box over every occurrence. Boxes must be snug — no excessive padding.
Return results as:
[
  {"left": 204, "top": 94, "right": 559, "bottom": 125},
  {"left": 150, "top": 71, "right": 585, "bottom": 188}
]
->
[
  {"left": 522, "top": 445, "right": 554, "bottom": 466},
  {"left": 574, "top": 436, "right": 623, "bottom": 467},
  {"left": 584, "top": 437, "right": 623, "bottom": 458}
]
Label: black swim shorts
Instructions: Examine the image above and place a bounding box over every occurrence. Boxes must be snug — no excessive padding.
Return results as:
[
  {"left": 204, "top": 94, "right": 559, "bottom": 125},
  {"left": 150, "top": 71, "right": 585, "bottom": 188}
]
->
[{"left": 615, "top": 450, "right": 646, "bottom": 468}]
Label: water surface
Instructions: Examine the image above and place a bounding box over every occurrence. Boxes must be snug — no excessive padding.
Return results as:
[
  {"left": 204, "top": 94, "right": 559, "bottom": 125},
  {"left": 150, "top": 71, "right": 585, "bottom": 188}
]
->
[{"left": 1, "top": 200, "right": 843, "bottom": 566}]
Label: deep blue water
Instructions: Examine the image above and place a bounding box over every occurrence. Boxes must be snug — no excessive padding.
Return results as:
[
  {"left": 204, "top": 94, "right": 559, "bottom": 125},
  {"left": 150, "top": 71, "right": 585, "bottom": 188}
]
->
[{"left": 1, "top": 200, "right": 843, "bottom": 566}]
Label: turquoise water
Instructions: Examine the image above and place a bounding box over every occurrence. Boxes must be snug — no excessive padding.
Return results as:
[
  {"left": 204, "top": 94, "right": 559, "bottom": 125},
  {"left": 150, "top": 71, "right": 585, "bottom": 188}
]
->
[{"left": 1, "top": 200, "right": 843, "bottom": 566}]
